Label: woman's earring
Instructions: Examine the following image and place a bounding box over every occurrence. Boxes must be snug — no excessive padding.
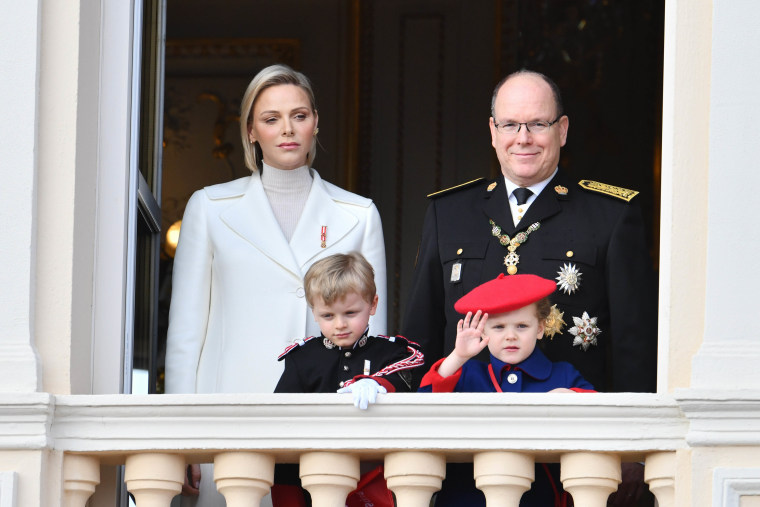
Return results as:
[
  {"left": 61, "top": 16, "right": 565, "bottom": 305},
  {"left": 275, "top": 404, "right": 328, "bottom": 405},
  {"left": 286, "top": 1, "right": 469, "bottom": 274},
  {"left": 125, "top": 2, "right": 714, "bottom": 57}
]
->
[{"left": 313, "top": 127, "right": 319, "bottom": 136}]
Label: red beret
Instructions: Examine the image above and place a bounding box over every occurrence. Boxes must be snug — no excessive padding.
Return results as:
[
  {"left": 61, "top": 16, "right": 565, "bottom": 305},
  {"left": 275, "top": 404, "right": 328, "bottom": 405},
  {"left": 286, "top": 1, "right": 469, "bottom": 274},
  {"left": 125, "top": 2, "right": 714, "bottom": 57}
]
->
[{"left": 454, "top": 273, "right": 556, "bottom": 314}]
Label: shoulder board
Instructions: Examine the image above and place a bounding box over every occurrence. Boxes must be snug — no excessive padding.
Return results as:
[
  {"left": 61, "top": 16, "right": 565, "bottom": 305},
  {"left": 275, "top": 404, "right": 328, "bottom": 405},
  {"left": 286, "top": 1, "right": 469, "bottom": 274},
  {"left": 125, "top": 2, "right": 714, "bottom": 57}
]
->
[
  {"left": 203, "top": 176, "right": 250, "bottom": 200},
  {"left": 376, "top": 334, "right": 421, "bottom": 349},
  {"left": 427, "top": 178, "right": 486, "bottom": 199},
  {"left": 277, "top": 336, "right": 319, "bottom": 361},
  {"left": 578, "top": 180, "right": 639, "bottom": 202}
]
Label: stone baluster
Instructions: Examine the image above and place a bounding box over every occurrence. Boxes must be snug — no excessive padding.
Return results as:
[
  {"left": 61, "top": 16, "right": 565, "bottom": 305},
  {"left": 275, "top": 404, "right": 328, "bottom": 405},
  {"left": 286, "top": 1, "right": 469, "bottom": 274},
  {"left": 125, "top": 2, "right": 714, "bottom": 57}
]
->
[
  {"left": 384, "top": 451, "right": 446, "bottom": 507},
  {"left": 214, "top": 451, "right": 275, "bottom": 507},
  {"left": 474, "top": 451, "right": 534, "bottom": 506},
  {"left": 300, "top": 451, "right": 360, "bottom": 507},
  {"left": 124, "top": 453, "right": 185, "bottom": 507},
  {"left": 560, "top": 452, "right": 621, "bottom": 506},
  {"left": 63, "top": 454, "right": 100, "bottom": 507},
  {"left": 645, "top": 451, "right": 676, "bottom": 507}
]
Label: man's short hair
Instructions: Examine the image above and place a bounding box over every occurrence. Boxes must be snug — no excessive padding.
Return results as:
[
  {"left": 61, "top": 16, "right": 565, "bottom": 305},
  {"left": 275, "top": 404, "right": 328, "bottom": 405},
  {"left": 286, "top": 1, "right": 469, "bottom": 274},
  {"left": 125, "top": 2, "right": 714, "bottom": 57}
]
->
[
  {"left": 490, "top": 69, "right": 564, "bottom": 119},
  {"left": 304, "top": 252, "right": 377, "bottom": 307}
]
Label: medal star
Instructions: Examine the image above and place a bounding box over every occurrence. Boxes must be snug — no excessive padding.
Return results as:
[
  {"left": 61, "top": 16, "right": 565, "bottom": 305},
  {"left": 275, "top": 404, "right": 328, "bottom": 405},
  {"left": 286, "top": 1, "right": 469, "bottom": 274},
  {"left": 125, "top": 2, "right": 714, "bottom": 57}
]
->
[
  {"left": 568, "top": 311, "right": 601, "bottom": 351},
  {"left": 544, "top": 304, "right": 565, "bottom": 340},
  {"left": 556, "top": 263, "right": 582, "bottom": 295}
]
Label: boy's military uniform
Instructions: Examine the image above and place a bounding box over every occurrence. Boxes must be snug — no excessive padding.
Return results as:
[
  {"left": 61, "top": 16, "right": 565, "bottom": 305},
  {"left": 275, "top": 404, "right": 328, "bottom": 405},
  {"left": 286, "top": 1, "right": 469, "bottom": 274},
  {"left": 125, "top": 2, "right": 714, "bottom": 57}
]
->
[
  {"left": 275, "top": 332, "right": 423, "bottom": 393},
  {"left": 404, "top": 171, "right": 657, "bottom": 392}
]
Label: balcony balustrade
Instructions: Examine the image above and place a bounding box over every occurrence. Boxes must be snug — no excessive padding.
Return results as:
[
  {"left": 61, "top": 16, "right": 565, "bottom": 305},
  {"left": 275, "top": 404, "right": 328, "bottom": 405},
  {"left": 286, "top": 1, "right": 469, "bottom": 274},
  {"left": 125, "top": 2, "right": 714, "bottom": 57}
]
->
[{"left": 3, "top": 391, "right": 696, "bottom": 506}]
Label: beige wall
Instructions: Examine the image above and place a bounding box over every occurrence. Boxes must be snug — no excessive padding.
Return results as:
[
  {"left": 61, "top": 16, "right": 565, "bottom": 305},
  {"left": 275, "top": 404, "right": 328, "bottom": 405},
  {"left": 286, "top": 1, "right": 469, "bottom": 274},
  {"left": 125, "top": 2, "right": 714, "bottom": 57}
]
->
[
  {"left": 692, "top": 448, "right": 760, "bottom": 505},
  {"left": 32, "top": 0, "right": 134, "bottom": 396},
  {"left": 35, "top": 0, "right": 81, "bottom": 395},
  {"left": 0, "top": 451, "right": 61, "bottom": 507},
  {"left": 658, "top": 0, "right": 712, "bottom": 392}
]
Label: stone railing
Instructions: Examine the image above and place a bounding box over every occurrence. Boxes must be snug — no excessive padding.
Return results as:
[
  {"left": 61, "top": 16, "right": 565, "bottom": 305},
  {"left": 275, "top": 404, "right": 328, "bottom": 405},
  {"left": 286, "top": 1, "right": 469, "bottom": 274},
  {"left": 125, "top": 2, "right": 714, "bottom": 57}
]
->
[{"left": 3, "top": 392, "right": 693, "bottom": 506}]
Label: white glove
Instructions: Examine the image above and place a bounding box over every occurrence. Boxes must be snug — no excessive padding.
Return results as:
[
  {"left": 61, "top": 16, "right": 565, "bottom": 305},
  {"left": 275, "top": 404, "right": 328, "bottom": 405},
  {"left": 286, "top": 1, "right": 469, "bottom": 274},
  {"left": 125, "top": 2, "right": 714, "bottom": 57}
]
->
[{"left": 337, "top": 378, "right": 387, "bottom": 410}]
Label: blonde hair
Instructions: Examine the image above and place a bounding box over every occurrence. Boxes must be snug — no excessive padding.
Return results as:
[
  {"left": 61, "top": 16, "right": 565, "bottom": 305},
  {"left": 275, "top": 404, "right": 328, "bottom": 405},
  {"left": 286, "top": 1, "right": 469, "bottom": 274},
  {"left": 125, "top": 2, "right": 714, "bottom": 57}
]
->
[
  {"left": 239, "top": 64, "right": 318, "bottom": 172},
  {"left": 304, "top": 252, "right": 376, "bottom": 307}
]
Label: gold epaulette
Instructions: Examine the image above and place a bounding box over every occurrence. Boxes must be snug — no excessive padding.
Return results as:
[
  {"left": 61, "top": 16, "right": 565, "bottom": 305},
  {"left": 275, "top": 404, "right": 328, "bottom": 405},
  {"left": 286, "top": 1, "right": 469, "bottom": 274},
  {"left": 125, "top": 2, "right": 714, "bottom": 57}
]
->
[
  {"left": 578, "top": 180, "right": 639, "bottom": 202},
  {"left": 427, "top": 178, "right": 486, "bottom": 198}
]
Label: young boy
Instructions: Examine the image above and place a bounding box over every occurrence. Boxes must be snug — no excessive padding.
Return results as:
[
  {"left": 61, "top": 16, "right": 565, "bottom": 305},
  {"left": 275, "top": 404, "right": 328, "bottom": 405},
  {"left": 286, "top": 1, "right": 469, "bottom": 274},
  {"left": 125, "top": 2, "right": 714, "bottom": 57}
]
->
[
  {"left": 272, "top": 253, "right": 423, "bottom": 507},
  {"left": 276, "top": 252, "right": 424, "bottom": 407},
  {"left": 419, "top": 273, "right": 594, "bottom": 507}
]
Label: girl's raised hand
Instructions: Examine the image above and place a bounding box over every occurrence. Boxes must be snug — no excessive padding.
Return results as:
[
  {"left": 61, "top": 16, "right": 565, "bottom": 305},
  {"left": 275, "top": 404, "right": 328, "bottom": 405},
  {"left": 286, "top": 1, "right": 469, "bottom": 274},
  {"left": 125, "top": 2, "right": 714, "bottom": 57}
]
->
[{"left": 454, "top": 310, "right": 489, "bottom": 359}]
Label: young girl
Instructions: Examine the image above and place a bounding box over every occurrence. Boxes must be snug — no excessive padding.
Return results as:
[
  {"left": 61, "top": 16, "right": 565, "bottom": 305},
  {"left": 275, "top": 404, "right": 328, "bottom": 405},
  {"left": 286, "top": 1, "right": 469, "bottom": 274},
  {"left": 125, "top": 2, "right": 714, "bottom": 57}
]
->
[{"left": 420, "top": 273, "right": 594, "bottom": 507}]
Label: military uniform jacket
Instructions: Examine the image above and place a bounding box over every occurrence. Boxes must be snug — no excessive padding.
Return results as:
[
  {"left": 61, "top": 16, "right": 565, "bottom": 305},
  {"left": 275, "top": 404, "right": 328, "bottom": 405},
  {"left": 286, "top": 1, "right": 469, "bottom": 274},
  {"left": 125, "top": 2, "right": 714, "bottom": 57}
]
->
[
  {"left": 419, "top": 346, "right": 594, "bottom": 393},
  {"left": 274, "top": 333, "right": 424, "bottom": 393},
  {"left": 403, "top": 171, "right": 657, "bottom": 392}
]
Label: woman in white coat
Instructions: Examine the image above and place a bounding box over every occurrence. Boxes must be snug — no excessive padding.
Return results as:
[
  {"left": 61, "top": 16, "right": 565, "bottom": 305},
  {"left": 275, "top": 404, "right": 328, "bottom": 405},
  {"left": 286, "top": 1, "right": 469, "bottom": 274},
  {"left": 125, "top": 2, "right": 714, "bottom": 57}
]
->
[{"left": 165, "top": 64, "right": 387, "bottom": 505}]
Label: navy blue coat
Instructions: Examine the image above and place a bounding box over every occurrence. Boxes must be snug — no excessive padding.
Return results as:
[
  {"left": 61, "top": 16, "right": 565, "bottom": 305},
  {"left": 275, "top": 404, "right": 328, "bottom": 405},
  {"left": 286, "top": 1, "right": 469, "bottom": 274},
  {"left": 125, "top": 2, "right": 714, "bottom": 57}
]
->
[{"left": 419, "top": 346, "right": 594, "bottom": 393}]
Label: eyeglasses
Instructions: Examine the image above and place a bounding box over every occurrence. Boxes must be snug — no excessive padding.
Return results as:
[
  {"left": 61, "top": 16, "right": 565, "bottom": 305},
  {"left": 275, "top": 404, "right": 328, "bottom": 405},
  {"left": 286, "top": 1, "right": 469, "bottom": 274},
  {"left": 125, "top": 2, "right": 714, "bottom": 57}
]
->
[{"left": 492, "top": 116, "right": 562, "bottom": 135}]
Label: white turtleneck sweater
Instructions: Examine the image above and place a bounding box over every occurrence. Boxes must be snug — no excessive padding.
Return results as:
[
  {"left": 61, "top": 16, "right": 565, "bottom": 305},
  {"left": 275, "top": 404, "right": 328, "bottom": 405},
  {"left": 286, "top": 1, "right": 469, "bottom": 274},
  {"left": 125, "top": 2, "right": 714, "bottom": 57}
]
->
[{"left": 260, "top": 163, "right": 313, "bottom": 242}]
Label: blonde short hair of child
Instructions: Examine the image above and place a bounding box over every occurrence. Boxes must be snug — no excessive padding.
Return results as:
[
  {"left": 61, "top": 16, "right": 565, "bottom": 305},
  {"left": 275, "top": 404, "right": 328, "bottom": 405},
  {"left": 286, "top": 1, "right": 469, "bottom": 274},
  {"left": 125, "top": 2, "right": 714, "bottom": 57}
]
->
[
  {"left": 239, "top": 64, "right": 318, "bottom": 172},
  {"left": 304, "top": 252, "right": 376, "bottom": 307}
]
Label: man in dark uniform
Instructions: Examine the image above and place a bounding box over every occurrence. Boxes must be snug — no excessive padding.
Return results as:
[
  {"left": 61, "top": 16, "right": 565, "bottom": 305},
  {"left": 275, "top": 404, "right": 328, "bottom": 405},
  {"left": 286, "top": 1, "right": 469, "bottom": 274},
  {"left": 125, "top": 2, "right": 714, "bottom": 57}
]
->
[
  {"left": 403, "top": 69, "right": 657, "bottom": 506},
  {"left": 404, "top": 69, "right": 656, "bottom": 394}
]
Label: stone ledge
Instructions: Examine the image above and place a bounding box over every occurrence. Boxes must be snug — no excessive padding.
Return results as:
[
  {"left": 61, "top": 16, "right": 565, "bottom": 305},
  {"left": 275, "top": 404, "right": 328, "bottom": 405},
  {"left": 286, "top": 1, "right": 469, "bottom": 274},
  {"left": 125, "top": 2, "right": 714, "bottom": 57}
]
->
[{"left": 48, "top": 393, "right": 686, "bottom": 461}]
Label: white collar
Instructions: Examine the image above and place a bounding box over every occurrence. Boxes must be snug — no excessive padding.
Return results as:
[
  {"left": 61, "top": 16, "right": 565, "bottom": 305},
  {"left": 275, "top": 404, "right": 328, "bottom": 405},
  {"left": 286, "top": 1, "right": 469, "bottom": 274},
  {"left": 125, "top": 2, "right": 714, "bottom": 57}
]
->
[{"left": 503, "top": 167, "right": 558, "bottom": 206}]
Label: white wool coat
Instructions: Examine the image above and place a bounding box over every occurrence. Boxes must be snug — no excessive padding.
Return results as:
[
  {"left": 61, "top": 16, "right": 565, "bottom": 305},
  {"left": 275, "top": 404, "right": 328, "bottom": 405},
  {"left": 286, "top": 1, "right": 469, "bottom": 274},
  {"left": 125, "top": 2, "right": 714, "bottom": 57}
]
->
[{"left": 165, "top": 169, "right": 387, "bottom": 395}]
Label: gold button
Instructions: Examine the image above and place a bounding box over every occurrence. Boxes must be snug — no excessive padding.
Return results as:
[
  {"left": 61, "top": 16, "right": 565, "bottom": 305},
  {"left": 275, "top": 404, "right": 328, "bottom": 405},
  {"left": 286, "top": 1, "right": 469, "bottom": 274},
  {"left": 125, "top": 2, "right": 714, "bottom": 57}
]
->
[
  {"left": 566, "top": 250, "right": 574, "bottom": 258},
  {"left": 457, "top": 248, "right": 463, "bottom": 255}
]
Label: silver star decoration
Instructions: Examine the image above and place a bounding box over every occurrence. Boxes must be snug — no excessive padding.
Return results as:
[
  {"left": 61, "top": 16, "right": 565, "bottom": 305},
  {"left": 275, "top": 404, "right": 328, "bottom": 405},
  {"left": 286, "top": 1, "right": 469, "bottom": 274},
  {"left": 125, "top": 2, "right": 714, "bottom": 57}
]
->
[
  {"left": 568, "top": 311, "right": 601, "bottom": 351},
  {"left": 556, "top": 263, "right": 582, "bottom": 295}
]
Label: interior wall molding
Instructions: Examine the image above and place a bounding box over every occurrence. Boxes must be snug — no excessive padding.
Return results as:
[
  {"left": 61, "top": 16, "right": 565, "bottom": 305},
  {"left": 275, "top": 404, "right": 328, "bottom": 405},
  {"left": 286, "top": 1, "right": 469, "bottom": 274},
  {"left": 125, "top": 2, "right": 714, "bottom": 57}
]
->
[{"left": 165, "top": 37, "right": 300, "bottom": 76}]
